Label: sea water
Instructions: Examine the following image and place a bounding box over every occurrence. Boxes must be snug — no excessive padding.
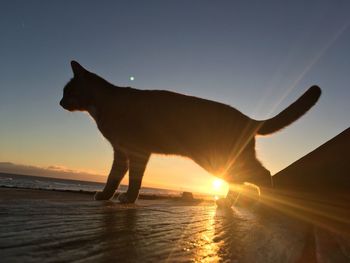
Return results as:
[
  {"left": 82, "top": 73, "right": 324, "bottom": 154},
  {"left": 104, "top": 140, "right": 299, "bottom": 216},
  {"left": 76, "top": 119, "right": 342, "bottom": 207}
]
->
[{"left": 0, "top": 172, "right": 180, "bottom": 196}]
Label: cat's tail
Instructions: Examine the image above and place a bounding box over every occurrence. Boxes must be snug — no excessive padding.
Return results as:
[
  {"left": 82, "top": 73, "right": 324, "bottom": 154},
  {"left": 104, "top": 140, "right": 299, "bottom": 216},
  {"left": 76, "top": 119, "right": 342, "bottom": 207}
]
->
[{"left": 257, "top": 85, "right": 321, "bottom": 135}]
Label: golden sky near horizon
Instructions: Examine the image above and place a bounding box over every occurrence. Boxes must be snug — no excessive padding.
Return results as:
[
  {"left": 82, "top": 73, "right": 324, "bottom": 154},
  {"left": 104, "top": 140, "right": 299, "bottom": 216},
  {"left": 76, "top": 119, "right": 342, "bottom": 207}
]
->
[{"left": 0, "top": 155, "right": 230, "bottom": 195}]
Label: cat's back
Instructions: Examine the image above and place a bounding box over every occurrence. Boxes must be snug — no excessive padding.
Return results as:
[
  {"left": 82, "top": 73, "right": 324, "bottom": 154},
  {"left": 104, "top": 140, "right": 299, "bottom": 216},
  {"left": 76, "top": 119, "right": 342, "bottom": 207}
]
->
[
  {"left": 101, "top": 87, "right": 249, "bottom": 131},
  {"left": 98, "top": 86, "right": 252, "bottom": 155},
  {"left": 127, "top": 88, "right": 245, "bottom": 118}
]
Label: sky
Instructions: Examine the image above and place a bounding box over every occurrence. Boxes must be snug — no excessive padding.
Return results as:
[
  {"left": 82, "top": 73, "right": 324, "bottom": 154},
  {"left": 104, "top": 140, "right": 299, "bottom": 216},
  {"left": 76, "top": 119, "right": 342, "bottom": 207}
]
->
[{"left": 0, "top": 0, "right": 349, "bottom": 194}]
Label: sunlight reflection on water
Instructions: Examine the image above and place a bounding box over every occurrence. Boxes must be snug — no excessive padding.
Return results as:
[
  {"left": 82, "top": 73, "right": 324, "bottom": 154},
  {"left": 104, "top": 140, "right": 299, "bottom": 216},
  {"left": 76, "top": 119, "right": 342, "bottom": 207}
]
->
[
  {"left": 192, "top": 207, "right": 221, "bottom": 262},
  {"left": 2, "top": 189, "right": 349, "bottom": 262}
]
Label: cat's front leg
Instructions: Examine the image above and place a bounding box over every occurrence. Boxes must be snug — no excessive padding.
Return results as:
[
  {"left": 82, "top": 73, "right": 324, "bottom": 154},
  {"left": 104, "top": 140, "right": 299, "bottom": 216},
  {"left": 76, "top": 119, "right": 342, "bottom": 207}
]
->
[
  {"left": 95, "top": 150, "right": 128, "bottom": 201},
  {"left": 117, "top": 153, "right": 150, "bottom": 204},
  {"left": 216, "top": 190, "right": 237, "bottom": 208}
]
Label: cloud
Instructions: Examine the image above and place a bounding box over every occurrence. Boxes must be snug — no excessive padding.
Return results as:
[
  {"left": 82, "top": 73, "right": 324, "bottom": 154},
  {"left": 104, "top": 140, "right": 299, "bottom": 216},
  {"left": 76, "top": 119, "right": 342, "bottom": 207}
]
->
[{"left": 0, "top": 162, "right": 106, "bottom": 183}]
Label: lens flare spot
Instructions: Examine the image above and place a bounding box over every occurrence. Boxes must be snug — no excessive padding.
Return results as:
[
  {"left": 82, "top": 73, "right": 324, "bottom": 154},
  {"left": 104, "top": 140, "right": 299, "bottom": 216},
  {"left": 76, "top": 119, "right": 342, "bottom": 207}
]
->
[{"left": 212, "top": 179, "right": 224, "bottom": 190}]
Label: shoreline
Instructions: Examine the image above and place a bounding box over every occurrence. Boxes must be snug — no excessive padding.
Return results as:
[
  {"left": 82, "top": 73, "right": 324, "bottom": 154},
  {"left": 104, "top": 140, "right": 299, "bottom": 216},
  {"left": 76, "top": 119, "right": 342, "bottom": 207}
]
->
[{"left": 0, "top": 185, "right": 209, "bottom": 202}]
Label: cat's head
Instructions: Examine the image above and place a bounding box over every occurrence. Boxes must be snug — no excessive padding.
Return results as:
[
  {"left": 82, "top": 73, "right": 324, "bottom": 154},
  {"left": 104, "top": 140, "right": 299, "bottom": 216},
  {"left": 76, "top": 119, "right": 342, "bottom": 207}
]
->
[{"left": 60, "top": 61, "right": 95, "bottom": 111}]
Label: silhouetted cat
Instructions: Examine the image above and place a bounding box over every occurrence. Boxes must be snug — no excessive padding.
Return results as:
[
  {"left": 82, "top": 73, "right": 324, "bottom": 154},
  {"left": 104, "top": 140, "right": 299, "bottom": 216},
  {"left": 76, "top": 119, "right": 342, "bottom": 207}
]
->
[{"left": 60, "top": 61, "right": 321, "bottom": 203}]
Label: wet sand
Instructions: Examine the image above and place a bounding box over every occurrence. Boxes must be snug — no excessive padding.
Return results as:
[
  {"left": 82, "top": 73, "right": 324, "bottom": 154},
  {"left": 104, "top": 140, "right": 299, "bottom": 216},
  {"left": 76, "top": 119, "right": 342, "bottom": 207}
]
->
[{"left": 1, "top": 188, "right": 349, "bottom": 262}]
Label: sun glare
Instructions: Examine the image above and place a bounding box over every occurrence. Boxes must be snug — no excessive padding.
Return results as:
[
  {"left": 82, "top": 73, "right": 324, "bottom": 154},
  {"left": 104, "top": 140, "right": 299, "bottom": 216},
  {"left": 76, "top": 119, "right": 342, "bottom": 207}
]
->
[
  {"left": 213, "top": 179, "right": 223, "bottom": 190},
  {"left": 210, "top": 179, "right": 229, "bottom": 201}
]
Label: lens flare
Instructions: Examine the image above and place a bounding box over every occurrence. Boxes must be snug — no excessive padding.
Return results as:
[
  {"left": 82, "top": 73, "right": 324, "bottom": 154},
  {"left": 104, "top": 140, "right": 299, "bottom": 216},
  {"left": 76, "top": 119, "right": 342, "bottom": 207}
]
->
[{"left": 212, "top": 179, "right": 223, "bottom": 190}]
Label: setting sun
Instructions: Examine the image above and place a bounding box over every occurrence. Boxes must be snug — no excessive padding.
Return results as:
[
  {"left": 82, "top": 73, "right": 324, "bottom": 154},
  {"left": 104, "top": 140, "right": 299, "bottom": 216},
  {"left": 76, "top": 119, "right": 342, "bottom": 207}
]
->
[
  {"left": 213, "top": 179, "right": 223, "bottom": 190},
  {"left": 211, "top": 179, "right": 229, "bottom": 196}
]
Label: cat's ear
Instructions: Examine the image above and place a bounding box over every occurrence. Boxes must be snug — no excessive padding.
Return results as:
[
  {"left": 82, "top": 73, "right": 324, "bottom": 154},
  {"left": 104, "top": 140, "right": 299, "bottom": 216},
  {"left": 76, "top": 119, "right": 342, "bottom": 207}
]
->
[{"left": 71, "top": 60, "right": 86, "bottom": 77}]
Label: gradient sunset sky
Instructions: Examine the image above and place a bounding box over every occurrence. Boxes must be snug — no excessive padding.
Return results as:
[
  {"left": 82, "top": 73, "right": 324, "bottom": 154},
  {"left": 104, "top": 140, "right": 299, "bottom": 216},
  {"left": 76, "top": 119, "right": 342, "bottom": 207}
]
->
[{"left": 0, "top": 1, "right": 349, "bottom": 193}]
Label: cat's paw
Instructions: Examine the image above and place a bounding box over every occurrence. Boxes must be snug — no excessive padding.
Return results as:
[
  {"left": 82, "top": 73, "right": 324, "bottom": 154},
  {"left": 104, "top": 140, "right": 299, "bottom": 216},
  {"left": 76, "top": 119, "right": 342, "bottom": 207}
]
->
[
  {"left": 117, "top": 192, "right": 132, "bottom": 204},
  {"left": 94, "top": 191, "right": 113, "bottom": 201},
  {"left": 216, "top": 197, "right": 233, "bottom": 208},
  {"left": 117, "top": 192, "right": 139, "bottom": 204}
]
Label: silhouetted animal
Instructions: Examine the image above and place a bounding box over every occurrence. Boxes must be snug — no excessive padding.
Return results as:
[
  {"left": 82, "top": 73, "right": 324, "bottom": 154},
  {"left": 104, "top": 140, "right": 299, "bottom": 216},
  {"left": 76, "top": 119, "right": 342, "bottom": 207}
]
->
[{"left": 60, "top": 61, "right": 321, "bottom": 203}]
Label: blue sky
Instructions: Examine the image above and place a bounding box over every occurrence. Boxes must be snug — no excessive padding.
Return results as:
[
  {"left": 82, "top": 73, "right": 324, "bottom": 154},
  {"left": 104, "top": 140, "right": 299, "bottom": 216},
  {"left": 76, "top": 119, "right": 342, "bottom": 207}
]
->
[{"left": 0, "top": 1, "right": 349, "bottom": 191}]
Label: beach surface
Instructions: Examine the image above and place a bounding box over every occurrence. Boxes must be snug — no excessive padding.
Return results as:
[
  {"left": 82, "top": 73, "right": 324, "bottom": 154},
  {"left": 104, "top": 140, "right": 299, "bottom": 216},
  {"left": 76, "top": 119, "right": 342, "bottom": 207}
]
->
[{"left": 1, "top": 188, "right": 349, "bottom": 262}]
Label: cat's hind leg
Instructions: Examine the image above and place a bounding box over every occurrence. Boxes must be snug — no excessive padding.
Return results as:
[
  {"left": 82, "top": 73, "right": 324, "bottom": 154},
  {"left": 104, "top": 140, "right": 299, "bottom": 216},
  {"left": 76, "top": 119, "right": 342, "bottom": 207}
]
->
[
  {"left": 95, "top": 150, "right": 128, "bottom": 200},
  {"left": 218, "top": 158, "right": 271, "bottom": 207},
  {"left": 118, "top": 153, "right": 150, "bottom": 204}
]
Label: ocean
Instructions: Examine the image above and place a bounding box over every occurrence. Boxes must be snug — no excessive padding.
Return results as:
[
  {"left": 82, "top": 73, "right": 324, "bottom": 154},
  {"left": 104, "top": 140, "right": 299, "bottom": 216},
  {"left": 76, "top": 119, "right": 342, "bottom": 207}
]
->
[{"left": 0, "top": 172, "right": 181, "bottom": 197}]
